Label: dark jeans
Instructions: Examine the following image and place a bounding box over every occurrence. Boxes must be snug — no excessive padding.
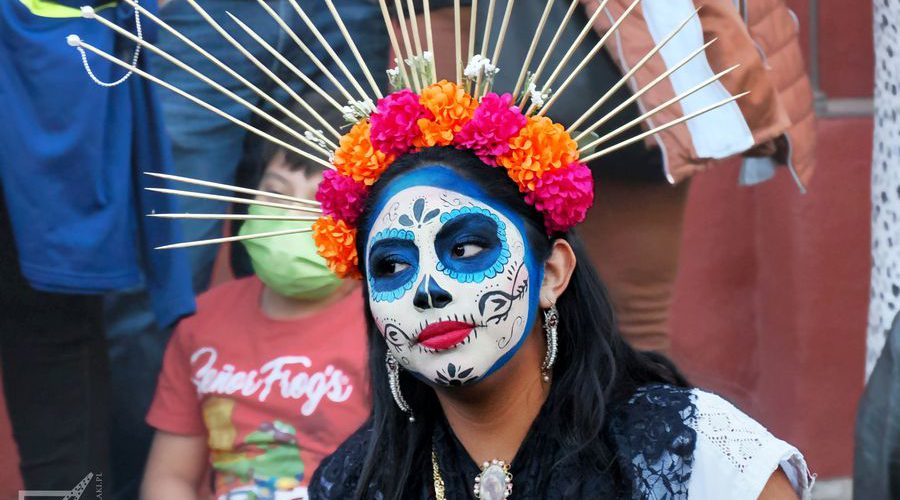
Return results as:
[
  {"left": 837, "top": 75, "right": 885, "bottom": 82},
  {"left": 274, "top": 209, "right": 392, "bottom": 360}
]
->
[{"left": 0, "top": 196, "right": 111, "bottom": 490}]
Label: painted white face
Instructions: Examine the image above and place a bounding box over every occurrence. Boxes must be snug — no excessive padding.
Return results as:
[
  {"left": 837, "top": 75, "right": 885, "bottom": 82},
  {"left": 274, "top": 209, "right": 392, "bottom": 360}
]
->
[{"left": 364, "top": 167, "right": 540, "bottom": 387}]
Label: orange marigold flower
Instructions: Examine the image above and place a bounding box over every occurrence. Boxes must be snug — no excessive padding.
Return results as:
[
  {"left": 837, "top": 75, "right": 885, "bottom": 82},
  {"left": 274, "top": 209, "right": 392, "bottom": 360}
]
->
[
  {"left": 414, "top": 80, "right": 478, "bottom": 148},
  {"left": 312, "top": 216, "right": 361, "bottom": 279},
  {"left": 333, "top": 120, "right": 396, "bottom": 186},
  {"left": 496, "top": 116, "right": 579, "bottom": 192}
]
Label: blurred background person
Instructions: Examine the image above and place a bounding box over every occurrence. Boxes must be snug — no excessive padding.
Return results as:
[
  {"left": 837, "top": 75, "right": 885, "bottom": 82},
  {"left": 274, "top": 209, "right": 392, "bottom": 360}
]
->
[
  {"left": 0, "top": 0, "right": 194, "bottom": 493},
  {"left": 142, "top": 99, "right": 370, "bottom": 500}
]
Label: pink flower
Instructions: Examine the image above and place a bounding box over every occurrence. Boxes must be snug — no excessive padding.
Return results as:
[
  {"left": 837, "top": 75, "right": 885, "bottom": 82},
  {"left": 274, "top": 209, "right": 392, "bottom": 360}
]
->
[
  {"left": 454, "top": 93, "right": 526, "bottom": 164},
  {"left": 524, "top": 161, "right": 594, "bottom": 234},
  {"left": 316, "top": 169, "right": 370, "bottom": 226},
  {"left": 369, "top": 89, "right": 427, "bottom": 155}
]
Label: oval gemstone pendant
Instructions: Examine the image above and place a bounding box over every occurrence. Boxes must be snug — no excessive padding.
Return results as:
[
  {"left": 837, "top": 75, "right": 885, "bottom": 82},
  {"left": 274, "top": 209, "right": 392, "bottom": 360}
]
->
[{"left": 473, "top": 459, "right": 513, "bottom": 499}]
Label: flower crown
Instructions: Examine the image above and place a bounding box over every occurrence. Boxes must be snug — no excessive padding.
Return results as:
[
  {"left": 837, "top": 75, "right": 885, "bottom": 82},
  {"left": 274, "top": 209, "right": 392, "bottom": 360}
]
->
[
  {"left": 312, "top": 81, "right": 594, "bottom": 279},
  {"left": 74, "top": 0, "right": 746, "bottom": 274}
]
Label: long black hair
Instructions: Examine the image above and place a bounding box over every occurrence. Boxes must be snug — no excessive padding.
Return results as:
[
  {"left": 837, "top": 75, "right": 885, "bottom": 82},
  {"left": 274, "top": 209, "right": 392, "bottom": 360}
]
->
[{"left": 352, "top": 147, "right": 687, "bottom": 499}]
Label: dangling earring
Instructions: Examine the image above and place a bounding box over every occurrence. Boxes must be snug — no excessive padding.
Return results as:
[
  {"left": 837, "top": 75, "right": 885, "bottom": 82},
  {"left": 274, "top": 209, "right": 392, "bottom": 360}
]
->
[
  {"left": 541, "top": 304, "right": 559, "bottom": 383},
  {"left": 386, "top": 351, "right": 415, "bottom": 422}
]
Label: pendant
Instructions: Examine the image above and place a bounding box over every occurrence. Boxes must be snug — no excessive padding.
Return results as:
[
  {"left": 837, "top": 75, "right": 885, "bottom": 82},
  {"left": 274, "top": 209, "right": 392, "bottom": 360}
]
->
[{"left": 473, "top": 459, "right": 513, "bottom": 500}]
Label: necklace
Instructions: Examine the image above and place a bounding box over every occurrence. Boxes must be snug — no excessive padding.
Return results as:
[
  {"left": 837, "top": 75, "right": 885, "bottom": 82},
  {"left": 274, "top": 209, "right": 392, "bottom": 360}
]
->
[{"left": 432, "top": 447, "right": 514, "bottom": 500}]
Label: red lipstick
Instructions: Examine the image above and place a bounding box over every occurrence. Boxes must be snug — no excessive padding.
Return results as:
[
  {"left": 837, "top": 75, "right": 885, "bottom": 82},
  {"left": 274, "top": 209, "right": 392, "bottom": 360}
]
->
[{"left": 417, "top": 321, "right": 475, "bottom": 351}]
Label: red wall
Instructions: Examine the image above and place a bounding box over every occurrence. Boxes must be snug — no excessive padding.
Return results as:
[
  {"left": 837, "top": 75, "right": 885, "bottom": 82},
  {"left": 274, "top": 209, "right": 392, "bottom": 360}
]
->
[{"left": 670, "top": 117, "right": 872, "bottom": 478}]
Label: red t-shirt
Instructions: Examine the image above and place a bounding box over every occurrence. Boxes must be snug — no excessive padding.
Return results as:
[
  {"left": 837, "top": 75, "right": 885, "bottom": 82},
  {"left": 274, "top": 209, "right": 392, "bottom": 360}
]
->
[{"left": 147, "top": 276, "right": 370, "bottom": 499}]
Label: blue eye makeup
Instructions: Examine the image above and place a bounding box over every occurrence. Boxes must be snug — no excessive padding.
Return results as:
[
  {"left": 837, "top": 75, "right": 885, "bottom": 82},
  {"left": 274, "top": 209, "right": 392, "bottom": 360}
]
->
[
  {"left": 367, "top": 228, "right": 419, "bottom": 302},
  {"left": 435, "top": 207, "right": 511, "bottom": 283}
]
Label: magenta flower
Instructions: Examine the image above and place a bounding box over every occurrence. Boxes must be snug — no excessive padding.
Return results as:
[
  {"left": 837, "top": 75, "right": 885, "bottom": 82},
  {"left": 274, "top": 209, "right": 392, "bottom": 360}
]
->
[
  {"left": 454, "top": 93, "right": 526, "bottom": 164},
  {"left": 369, "top": 89, "right": 427, "bottom": 156},
  {"left": 524, "top": 161, "right": 594, "bottom": 234},
  {"left": 316, "top": 169, "right": 370, "bottom": 226}
]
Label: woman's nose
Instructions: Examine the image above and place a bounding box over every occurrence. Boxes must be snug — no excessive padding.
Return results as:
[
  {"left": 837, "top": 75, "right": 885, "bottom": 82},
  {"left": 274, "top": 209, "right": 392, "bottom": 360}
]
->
[{"left": 413, "top": 275, "right": 452, "bottom": 309}]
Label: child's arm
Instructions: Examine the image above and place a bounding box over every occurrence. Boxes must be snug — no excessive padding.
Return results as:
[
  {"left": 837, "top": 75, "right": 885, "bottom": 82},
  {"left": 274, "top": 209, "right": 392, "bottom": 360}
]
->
[{"left": 141, "top": 431, "right": 208, "bottom": 500}]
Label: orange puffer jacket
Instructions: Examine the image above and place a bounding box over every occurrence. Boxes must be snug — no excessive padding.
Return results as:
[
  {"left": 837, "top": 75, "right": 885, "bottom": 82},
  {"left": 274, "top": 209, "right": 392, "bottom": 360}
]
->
[{"left": 585, "top": 0, "right": 815, "bottom": 188}]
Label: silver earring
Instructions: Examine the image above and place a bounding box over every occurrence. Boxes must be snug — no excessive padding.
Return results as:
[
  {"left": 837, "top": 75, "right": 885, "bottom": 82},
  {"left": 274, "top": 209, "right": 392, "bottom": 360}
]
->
[
  {"left": 386, "top": 352, "right": 415, "bottom": 422},
  {"left": 541, "top": 304, "right": 559, "bottom": 383}
]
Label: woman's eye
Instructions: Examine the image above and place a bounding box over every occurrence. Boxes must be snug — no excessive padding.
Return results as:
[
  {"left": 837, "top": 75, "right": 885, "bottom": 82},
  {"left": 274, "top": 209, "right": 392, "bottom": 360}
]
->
[
  {"left": 452, "top": 243, "right": 484, "bottom": 258},
  {"left": 376, "top": 260, "right": 410, "bottom": 276}
]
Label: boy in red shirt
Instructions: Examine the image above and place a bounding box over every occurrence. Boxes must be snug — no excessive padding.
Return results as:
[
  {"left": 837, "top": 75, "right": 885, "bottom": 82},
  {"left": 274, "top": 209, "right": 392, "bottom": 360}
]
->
[{"left": 142, "top": 111, "right": 370, "bottom": 499}]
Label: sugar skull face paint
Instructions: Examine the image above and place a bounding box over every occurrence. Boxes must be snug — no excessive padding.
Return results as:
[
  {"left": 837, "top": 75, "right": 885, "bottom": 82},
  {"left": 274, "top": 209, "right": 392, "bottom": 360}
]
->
[{"left": 364, "top": 166, "right": 542, "bottom": 387}]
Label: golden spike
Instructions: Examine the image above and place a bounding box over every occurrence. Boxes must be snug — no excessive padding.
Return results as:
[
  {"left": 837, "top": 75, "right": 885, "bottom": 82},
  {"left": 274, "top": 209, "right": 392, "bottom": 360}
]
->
[
  {"left": 118, "top": 0, "right": 339, "bottom": 146},
  {"left": 572, "top": 37, "right": 718, "bottom": 139},
  {"left": 67, "top": 36, "right": 332, "bottom": 169},
  {"left": 541, "top": 5, "right": 700, "bottom": 118},
  {"left": 252, "top": 0, "right": 353, "bottom": 102},
  {"left": 181, "top": 0, "right": 343, "bottom": 138},
  {"left": 149, "top": 213, "right": 321, "bottom": 222},
  {"left": 581, "top": 91, "right": 751, "bottom": 162},
  {"left": 511, "top": 0, "right": 555, "bottom": 98},
  {"left": 323, "top": 0, "right": 384, "bottom": 98},
  {"left": 226, "top": 13, "right": 345, "bottom": 112},
  {"left": 516, "top": 0, "right": 580, "bottom": 108},
  {"left": 283, "top": 0, "right": 370, "bottom": 101},
  {"left": 156, "top": 227, "right": 313, "bottom": 250},
  {"left": 378, "top": 0, "right": 412, "bottom": 89},
  {"left": 406, "top": 0, "right": 425, "bottom": 61},
  {"left": 144, "top": 172, "right": 321, "bottom": 207},
  {"left": 146, "top": 188, "right": 324, "bottom": 213},
  {"left": 393, "top": 0, "right": 422, "bottom": 91},
  {"left": 82, "top": 9, "right": 332, "bottom": 158},
  {"left": 529, "top": 0, "right": 626, "bottom": 115}
]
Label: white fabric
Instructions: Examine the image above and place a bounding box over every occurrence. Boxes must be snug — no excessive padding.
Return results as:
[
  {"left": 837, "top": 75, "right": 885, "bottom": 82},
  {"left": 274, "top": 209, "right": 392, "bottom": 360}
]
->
[
  {"left": 688, "top": 389, "right": 814, "bottom": 500},
  {"left": 641, "top": 0, "right": 755, "bottom": 159}
]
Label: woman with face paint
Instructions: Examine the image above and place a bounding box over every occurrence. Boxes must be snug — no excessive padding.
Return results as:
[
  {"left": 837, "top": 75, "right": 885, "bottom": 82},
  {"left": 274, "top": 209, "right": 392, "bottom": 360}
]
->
[{"left": 308, "top": 148, "right": 812, "bottom": 500}]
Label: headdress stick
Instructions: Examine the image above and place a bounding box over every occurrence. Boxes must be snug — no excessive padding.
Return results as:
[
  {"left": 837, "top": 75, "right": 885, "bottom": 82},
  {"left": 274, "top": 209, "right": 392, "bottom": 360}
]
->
[
  {"left": 252, "top": 0, "right": 354, "bottom": 102},
  {"left": 181, "top": 0, "right": 343, "bottom": 138},
  {"left": 149, "top": 213, "right": 321, "bottom": 222},
  {"left": 473, "top": 0, "right": 497, "bottom": 98},
  {"left": 156, "top": 228, "right": 313, "bottom": 250},
  {"left": 146, "top": 188, "right": 324, "bottom": 214},
  {"left": 226, "top": 13, "right": 345, "bottom": 112},
  {"left": 82, "top": 9, "right": 332, "bottom": 158},
  {"left": 454, "top": 0, "right": 463, "bottom": 82},
  {"left": 284, "top": 0, "right": 371, "bottom": 102},
  {"left": 393, "top": 0, "right": 423, "bottom": 91},
  {"left": 144, "top": 172, "right": 321, "bottom": 207},
  {"left": 378, "top": 0, "right": 412, "bottom": 89},
  {"left": 466, "top": 0, "right": 479, "bottom": 93},
  {"left": 579, "top": 65, "right": 742, "bottom": 153},
  {"left": 117, "top": 0, "right": 338, "bottom": 148},
  {"left": 323, "top": 0, "right": 385, "bottom": 98},
  {"left": 541, "top": 6, "right": 698, "bottom": 118},
  {"left": 67, "top": 36, "right": 332, "bottom": 169},
  {"left": 511, "top": 0, "right": 555, "bottom": 98},
  {"left": 423, "top": 0, "right": 437, "bottom": 82},
  {"left": 572, "top": 37, "right": 718, "bottom": 138},
  {"left": 516, "top": 0, "right": 582, "bottom": 108},
  {"left": 527, "top": 0, "right": 629, "bottom": 115},
  {"left": 490, "top": 0, "right": 517, "bottom": 73},
  {"left": 581, "top": 91, "right": 751, "bottom": 162}
]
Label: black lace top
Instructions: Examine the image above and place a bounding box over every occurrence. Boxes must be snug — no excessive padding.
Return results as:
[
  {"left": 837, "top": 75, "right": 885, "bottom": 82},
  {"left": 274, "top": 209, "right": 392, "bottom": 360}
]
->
[{"left": 309, "top": 384, "right": 697, "bottom": 499}]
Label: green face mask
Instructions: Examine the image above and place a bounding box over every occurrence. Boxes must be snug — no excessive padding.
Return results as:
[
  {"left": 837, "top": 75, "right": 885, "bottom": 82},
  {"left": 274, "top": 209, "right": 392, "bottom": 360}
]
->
[{"left": 240, "top": 205, "right": 343, "bottom": 300}]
